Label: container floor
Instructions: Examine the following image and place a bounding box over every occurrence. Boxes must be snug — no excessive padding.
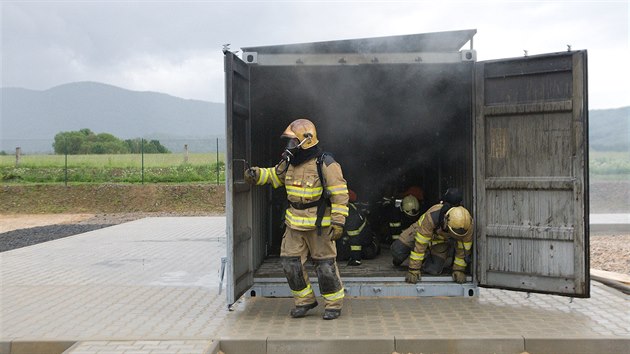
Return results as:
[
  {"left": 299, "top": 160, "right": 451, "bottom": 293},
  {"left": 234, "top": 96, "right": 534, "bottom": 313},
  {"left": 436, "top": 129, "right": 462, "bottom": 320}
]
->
[{"left": 254, "top": 245, "right": 462, "bottom": 279}]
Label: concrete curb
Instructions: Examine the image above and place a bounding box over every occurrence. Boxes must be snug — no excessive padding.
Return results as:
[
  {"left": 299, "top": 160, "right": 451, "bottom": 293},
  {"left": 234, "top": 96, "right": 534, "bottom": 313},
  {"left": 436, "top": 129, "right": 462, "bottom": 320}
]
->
[
  {"left": 524, "top": 336, "right": 630, "bottom": 354},
  {"left": 0, "top": 340, "right": 75, "bottom": 354},
  {"left": 267, "top": 337, "right": 394, "bottom": 354},
  {"left": 395, "top": 336, "right": 524, "bottom": 354},
  {"left": 2, "top": 336, "right": 630, "bottom": 354},
  {"left": 214, "top": 336, "right": 630, "bottom": 354}
]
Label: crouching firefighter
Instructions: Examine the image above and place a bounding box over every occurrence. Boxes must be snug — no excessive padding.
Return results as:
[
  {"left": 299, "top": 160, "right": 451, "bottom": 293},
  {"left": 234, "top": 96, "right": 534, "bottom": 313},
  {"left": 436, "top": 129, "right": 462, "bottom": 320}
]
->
[
  {"left": 244, "top": 118, "right": 349, "bottom": 320},
  {"left": 336, "top": 189, "right": 380, "bottom": 266},
  {"left": 391, "top": 188, "right": 473, "bottom": 284}
]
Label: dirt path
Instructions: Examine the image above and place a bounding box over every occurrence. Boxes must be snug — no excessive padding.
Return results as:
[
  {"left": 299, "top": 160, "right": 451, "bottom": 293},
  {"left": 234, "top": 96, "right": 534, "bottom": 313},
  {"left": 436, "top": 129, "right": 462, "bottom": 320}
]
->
[{"left": 0, "top": 214, "right": 94, "bottom": 233}]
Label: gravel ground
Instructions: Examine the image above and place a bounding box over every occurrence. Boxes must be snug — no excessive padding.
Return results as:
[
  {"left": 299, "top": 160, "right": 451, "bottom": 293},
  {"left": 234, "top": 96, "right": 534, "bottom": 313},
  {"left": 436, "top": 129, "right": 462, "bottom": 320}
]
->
[
  {"left": 1, "top": 213, "right": 628, "bottom": 275},
  {"left": 0, "top": 212, "right": 212, "bottom": 252},
  {"left": 590, "top": 233, "right": 630, "bottom": 274}
]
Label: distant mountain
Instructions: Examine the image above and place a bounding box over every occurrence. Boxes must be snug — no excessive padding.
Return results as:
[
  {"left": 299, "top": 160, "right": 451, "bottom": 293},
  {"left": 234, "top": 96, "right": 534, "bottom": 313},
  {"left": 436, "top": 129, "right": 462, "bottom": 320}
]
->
[
  {"left": 0, "top": 82, "right": 225, "bottom": 153},
  {"left": 589, "top": 106, "right": 629, "bottom": 152},
  {"left": 0, "top": 81, "right": 627, "bottom": 153}
]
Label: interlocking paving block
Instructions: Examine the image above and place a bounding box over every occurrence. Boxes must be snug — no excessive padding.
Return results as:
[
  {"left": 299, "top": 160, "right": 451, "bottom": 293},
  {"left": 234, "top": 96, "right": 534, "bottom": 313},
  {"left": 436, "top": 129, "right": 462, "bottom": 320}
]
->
[
  {"left": 2, "top": 216, "right": 629, "bottom": 348},
  {"left": 524, "top": 336, "right": 630, "bottom": 354},
  {"left": 395, "top": 336, "right": 525, "bottom": 354},
  {"left": 1, "top": 217, "right": 228, "bottom": 342}
]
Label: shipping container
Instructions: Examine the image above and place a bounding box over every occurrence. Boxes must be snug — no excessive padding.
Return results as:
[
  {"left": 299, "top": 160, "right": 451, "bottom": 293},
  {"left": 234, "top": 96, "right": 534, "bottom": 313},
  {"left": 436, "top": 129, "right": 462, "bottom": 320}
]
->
[{"left": 224, "top": 29, "right": 589, "bottom": 308}]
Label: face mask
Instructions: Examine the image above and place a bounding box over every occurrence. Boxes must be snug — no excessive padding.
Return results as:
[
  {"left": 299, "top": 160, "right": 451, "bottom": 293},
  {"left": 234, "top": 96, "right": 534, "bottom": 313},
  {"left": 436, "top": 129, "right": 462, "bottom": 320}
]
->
[{"left": 282, "top": 138, "right": 300, "bottom": 161}]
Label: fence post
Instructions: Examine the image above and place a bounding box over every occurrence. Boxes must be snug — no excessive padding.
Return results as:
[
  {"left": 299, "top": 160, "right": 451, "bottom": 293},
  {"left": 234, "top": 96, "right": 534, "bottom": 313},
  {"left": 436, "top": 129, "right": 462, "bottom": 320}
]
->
[
  {"left": 216, "top": 138, "right": 220, "bottom": 185},
  {"left": 184, "top": 144, "right": 189, "bottom": 163},
  {"left": 15, "top": 147, "right": 21, "bottom": 167},
  {"left": 64, "top": 138, "right": 68, "bottom": 187},
  {"left": 141, "top": 138, "right": 144, "bottom": 184}
]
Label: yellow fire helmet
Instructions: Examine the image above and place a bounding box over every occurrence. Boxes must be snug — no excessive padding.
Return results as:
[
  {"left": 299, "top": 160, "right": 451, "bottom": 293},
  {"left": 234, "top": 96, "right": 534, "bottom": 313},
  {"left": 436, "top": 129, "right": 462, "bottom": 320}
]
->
[
  {"left": 401, "top": 195, "right": 420, "bottom": 217},
  {"left": 281, "top": 118, "right": 319, "bottom": 149},
  {"left": 445, "top": 206, "right": 472, "bottom": 236}
]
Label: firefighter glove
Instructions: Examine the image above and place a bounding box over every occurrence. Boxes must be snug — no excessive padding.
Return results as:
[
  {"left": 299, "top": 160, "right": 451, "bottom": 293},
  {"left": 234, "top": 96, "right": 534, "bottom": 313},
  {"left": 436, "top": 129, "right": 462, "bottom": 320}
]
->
[
  {"left": 405, "top": 269, "right": 421, "bottom": 284},
  {"left": 244, "top": 167, "right": 258, "bottom": 184},
  {"left": 452, "top": 270, "right": 466, "bottom": 283},
  {"left": 330, "top": 224, "right": 344, "bottom": 241}
]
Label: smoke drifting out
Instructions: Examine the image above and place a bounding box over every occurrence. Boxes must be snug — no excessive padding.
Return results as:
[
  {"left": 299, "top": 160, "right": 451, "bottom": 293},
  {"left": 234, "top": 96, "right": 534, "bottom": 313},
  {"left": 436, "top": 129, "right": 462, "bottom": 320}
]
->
[{"left": 247, "top": 31, "right": 474, "bottom": 204}]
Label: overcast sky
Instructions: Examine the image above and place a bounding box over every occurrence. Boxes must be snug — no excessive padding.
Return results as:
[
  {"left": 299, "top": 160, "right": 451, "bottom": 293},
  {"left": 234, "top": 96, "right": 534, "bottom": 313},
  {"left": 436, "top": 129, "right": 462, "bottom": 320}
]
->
[{"left": 2, "top": 1, "right": 628, "bottom": 109}]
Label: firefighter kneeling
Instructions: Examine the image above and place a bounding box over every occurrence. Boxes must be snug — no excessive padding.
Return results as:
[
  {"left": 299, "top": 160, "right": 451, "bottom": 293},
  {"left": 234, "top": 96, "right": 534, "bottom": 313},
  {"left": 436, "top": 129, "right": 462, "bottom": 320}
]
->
[
  {"left": 391, "top": 188, "right": 473, "bottom": 284},
  {"left": 336, "top": 190, "right": 380, "bottom": 266}
]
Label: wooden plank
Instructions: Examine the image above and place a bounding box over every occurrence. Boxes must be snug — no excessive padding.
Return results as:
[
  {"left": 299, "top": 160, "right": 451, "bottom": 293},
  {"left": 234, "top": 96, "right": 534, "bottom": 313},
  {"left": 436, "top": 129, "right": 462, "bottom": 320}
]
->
[
  {"left": 485, "top": 112, "right": 573, "bottom": 178},
  {"left": 485, "top": 177, "right": 574, "bottom": 190},
  {"left": 485, "top": 190, "right": 574, "bottom": 229},
  {"left": 485, "top": 270, "right": 582, "bottom": 295},
  {"left": 484, "top": 100, "right": 572, "bottom": 116},
  {"left": 484, "top": 71, "right": 572, "bottom": 105},
  {"left": 484, "top": 54, "right": 572, "bottom": 78},
  {"left": 486, "top": 237, "right": 575, "bottom": 276},
  {"left": 486, "top": 224, "right": 574, "bottom": 241}
]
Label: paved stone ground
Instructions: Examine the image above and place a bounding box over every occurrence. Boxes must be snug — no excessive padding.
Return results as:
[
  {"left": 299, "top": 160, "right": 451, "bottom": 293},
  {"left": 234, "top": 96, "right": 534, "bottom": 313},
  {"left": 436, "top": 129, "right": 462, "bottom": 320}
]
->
[{"left": 1, "top": 217, "right": 629, "bottom": 354}]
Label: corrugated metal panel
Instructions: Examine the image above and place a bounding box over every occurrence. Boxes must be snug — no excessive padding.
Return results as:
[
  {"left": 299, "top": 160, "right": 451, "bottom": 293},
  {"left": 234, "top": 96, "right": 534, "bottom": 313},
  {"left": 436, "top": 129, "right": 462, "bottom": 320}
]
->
[
  {"left": 225, "top": 52, "right": 254, "bottom": 306},
  {"left": 243, "top": 29, "right": 476, "bottom": 54},
  {"left": 474, "top": 51, "right": 589, "bottom": 297}
]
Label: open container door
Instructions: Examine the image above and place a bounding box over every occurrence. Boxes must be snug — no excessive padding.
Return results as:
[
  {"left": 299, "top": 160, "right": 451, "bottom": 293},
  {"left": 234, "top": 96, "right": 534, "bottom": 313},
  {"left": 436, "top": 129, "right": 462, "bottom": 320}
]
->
[
  {"left": 225, "top": 51, "right": 254, "bottom": 306},
  {"left": 474, "top": 51, "right": 589, "bottom": 297}
]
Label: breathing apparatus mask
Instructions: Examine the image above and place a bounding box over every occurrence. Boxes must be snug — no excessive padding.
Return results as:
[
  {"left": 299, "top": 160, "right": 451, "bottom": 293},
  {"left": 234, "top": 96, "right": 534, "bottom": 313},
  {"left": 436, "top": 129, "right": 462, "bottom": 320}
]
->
[
  {"left": 277, "top": 133, "right": 313, "bottom": 174},
  {"left": 281, "top": 138, "right": 300, "bottom": 161},
  {"left": 281, "top": 134, "right": 312, "bottom": 162}
]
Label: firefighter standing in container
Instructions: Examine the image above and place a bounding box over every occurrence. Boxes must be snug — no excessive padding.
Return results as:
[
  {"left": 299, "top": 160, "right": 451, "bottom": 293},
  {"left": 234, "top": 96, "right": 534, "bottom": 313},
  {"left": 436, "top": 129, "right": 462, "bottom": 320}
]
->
[
  {"left": 391, "top": 188, "right": 473, "bottom": 284},
  {"left": 244, "top": 118, "right": 349, "bottom": 320}
]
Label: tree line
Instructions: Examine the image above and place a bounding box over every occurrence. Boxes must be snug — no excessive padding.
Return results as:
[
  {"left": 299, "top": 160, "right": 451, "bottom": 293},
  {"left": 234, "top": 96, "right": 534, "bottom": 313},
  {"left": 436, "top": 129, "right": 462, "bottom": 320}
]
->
[{"left": 53, "top": 129, "right": 170, "bottom": 154}]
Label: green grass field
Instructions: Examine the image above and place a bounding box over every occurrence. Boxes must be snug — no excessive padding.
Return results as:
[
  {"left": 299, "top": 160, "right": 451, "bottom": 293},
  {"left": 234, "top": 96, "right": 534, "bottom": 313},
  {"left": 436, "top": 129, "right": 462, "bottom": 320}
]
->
[
  {"left": 1, "top": 152, "right": 224, "bottom": 168},
  {"left": 1, "top": 151, "right": 627, "bottom": 183},
  {"left": 1, "top": 153, "right": 225, "bottom": 183},
  {"left": 589, "top": 151, "right": 630, "bottom": 180}
]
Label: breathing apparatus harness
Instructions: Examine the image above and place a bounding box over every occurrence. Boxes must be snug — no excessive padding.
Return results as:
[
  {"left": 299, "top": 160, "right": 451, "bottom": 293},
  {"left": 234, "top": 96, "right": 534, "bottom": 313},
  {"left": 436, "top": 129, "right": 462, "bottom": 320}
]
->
[
  {"left": 276, "top": 133, "right": 333, "bottom": 235},
  {"left": 277, "top": 135, "right": 331, "bottom": 235},
  {"left": 286, "top": 152, "right": 331, "bottom": 235}
]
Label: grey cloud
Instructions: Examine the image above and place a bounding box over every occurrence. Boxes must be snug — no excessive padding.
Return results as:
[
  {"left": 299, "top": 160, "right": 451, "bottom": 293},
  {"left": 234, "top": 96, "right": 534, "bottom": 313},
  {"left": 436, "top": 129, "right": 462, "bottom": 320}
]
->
[{"left": 1, "top": 1, "right": 628, "bottom": 107}]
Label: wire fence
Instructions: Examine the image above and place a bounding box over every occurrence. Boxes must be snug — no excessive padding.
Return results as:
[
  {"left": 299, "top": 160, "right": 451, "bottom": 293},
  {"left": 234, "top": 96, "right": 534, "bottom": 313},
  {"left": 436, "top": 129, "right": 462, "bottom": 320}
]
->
[{"left": 0, "top": 138, "right": 226, "bottom": 185}]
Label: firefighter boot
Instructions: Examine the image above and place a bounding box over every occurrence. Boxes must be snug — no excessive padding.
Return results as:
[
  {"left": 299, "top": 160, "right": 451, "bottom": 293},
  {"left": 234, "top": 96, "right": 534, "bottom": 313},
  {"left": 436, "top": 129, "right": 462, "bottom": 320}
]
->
[
  {"left": 347, "top": 258, "right": 361, "bottom": 266},
  {"left": 322, "top": 308, "right": 341, "bottom": 320},
  {"left": 290, "top": 301, "right": 318, "bottom": 318}
]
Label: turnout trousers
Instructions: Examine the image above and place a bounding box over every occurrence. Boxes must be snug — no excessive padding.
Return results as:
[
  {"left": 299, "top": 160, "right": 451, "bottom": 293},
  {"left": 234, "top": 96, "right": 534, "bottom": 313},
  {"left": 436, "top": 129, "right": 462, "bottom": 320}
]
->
[{"left": 280, "top": 226, "right": 344, "bottom": 310}]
